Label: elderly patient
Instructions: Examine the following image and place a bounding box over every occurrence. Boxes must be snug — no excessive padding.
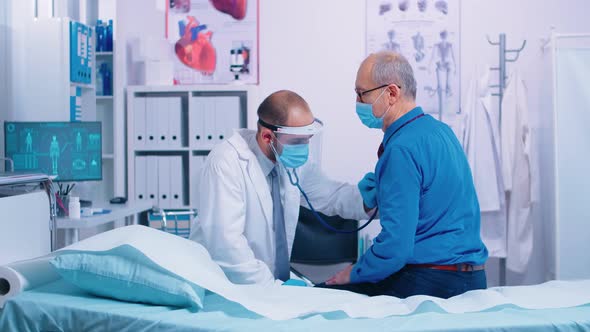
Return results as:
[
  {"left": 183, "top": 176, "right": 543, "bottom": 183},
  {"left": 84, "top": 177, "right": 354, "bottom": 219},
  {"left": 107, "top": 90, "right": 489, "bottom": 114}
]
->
[
  {"left": 319, "top": 51, "right": 488, "bottom": 299},
  {"left": 190, "top": 90, "right": 371, "bottom": 286}
]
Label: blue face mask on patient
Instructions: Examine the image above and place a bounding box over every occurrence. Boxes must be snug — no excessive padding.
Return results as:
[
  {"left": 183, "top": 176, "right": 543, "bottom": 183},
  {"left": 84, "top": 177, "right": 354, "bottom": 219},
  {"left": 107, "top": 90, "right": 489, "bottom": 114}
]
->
[{"left": 356, "top": 89, "right": 392, "bottom": 129}]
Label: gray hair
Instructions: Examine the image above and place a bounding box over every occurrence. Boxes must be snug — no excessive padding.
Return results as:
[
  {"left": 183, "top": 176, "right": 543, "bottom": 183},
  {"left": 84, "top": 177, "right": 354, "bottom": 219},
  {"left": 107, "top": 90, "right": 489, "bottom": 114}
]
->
[{"left": 371, "top": 51, "right": 417, "bottom": 100}]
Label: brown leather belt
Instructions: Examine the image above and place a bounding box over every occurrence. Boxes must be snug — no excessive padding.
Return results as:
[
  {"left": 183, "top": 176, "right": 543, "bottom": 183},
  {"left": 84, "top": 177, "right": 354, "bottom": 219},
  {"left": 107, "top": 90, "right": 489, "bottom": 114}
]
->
[{"left": 407, "top": 264, "right": 485, "bottom": 272}]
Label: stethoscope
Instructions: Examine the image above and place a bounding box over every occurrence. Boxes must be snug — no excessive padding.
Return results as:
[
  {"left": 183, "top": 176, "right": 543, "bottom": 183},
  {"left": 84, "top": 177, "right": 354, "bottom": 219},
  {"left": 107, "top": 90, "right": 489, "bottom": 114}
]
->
[
  {"left": 285, "top": 167, "right": 379, "bottom": 234},
  {"left": 280, "top": 112, "right": 426, "bottom": 234}
]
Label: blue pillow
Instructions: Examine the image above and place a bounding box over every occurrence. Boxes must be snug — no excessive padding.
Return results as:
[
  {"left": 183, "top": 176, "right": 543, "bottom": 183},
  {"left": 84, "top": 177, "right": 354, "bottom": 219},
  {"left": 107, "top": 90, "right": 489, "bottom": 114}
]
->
[{"left": 50, "top": 252, "right": 205, "bottom": 309}]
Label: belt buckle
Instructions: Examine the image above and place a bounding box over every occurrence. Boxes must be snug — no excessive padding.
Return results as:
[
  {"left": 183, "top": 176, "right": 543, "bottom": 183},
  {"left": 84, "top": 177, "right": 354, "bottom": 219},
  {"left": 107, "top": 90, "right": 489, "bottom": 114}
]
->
[{"left": 458, "top": 264, "right": 471, "bottom": 272}]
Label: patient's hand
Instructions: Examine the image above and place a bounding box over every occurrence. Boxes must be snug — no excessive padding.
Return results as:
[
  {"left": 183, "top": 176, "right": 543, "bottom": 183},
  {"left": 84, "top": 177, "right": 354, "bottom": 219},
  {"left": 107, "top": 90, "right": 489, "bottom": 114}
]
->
[{"left": 325, "top": 264, "right": 353, "bottom": 286}]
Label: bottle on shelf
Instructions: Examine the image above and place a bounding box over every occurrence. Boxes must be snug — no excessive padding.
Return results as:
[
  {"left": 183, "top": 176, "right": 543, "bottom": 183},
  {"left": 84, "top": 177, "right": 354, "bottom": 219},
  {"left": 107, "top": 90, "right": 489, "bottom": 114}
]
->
[
  {"left": 99, "top": 63, "right": 112, "bottom": 96},
  {"left": 69, "top": 196, "right": 81, "bottom": 219},
  {"left": 106, "top": 20, "right": 113, "bottom": 52},
  {"left": 96, "top": 19, "right": 105, "bottom": 52},
  {"left": 96, "top": 66, "right": 104, "bottom": 95}
]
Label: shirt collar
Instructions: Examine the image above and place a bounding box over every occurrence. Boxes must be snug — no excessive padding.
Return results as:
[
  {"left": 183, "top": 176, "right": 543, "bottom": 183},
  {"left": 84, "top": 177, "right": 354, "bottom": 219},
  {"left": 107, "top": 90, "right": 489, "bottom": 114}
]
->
[
  {"left": 248, "top": 133, "right": 275, "bottom": 177},
  {"left": 382, "top": 106, "right": 424, "bottom": 146}
]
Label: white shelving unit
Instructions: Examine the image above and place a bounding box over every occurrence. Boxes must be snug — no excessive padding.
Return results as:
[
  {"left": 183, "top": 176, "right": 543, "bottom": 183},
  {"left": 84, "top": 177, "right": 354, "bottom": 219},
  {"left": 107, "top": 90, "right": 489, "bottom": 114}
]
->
[
  {"left": 95, "top": 41, "right": 116, "bottom": 203},
  {"left": 126, "top": 85, "right": 257, "bottom": 210}
]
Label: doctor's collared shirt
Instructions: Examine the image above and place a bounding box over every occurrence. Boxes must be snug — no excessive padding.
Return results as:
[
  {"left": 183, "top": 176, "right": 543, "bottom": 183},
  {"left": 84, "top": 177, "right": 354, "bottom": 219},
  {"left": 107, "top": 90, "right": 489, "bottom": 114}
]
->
[
  {"left": 351, "top": 107, "right": 488, "bottom": 284},
  {"left": 247, "top": 133, "right": 275, "bottom": 189}
]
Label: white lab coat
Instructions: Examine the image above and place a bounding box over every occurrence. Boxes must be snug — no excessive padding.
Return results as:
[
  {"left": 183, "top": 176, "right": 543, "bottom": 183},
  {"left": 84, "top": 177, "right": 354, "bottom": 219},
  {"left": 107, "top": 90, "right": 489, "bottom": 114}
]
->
[
  {"left": 501, "top": 70, "right": 536, "bottom": 273},
  {"left": 190, "top": 129, "right": 367, "bottom": 285},
  {"left": 461, "top": 66, "right": 507, "bottom": 258}
]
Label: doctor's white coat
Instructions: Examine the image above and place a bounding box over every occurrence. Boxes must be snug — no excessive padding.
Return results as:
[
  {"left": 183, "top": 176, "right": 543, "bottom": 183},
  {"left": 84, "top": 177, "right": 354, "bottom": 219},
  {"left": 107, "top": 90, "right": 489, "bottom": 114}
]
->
[
  {"left": 461, "top": 66, "right": 507, "bottom": 258},
  {"left": 190, "top": 129, "right": 367, "bottom": 285},
  {"left": 501, "top": 71, "right": 537, "bottom": 273}
]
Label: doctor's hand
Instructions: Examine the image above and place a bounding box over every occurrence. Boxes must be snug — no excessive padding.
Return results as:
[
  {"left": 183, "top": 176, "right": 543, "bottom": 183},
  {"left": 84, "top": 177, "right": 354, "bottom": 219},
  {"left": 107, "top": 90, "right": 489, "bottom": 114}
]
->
[
  {"left": 325, "top": 264, "right": 353, "bottom": 286},
  {"left": 358, "top": 172, "right": 377, "bottom": 209}
]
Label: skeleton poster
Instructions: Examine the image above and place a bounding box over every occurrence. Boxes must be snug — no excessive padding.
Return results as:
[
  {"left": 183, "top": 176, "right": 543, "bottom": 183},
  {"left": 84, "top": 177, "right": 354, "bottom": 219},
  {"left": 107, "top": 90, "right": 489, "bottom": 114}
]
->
[
  {"left": 166, "top": 0, "right": 259, "bottom": 84},
  {"left": 366, "top": 0, "right": 460, "bottom": 119}
]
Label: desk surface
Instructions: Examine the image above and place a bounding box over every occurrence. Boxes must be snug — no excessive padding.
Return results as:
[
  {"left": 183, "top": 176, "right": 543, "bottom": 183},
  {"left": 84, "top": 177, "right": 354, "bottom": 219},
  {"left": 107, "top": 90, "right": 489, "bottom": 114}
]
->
[{"left": 55, "top": 201, "right": 153, "bottom": 229}]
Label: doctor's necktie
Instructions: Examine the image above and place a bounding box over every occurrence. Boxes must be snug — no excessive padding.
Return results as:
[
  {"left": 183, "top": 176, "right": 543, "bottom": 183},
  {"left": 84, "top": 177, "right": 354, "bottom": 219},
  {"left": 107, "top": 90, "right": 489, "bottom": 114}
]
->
[{"left": 270, "top": 167, "right": 290, "bottom": 281}]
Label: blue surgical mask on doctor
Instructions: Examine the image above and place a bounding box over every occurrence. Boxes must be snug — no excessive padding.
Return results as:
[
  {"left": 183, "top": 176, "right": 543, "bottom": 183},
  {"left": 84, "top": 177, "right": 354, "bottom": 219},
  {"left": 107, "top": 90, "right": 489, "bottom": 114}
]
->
[
  {"left": 271, "top": 137, "right": 309, "bottom": 169},
  {"left": 277, "top": 142, "right": 309, "bottom": 168},
  {"left": 356, "top": 87, "right": 392, "bottom": 129}
]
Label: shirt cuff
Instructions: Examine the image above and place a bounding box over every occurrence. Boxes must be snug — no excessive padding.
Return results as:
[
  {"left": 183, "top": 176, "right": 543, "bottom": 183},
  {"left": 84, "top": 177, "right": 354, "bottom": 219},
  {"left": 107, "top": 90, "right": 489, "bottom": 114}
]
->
[{"left": 349, "top": 263, "right": 362, "bottom": 283}]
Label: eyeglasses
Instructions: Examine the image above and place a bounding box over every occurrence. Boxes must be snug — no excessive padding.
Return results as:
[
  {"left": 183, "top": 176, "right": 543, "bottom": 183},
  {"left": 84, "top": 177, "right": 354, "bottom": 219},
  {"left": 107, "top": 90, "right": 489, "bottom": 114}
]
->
[{"left": 355, "top": 83, "right": 401, "bottom": 103}]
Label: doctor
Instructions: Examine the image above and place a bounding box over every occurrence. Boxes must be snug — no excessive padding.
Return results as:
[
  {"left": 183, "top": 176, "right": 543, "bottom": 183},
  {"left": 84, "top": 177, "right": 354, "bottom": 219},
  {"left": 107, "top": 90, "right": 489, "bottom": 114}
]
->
[
  {"left": 190, "top": 90, "right": 369, "bottom": 286},
  {"left": 322, "top": 51, "right": 488, "bottom": 298}
]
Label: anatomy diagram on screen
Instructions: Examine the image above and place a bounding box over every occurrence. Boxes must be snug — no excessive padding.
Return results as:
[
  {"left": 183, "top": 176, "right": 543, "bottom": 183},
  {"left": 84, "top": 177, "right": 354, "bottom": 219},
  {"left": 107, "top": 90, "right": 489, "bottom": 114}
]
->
[
  {"left": 366, "top": 0, "right": 460, "bottom": 120},
  {"left": 49, "top": 136, "right": 60, "bottom": 175}
]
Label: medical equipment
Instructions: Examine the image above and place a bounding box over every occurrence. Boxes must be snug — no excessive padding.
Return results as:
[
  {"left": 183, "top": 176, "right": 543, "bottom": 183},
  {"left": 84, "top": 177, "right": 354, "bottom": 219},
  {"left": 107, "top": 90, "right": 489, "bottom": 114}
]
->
[
  {"left": 4, "top": 122, "right": 103, "bottom": 182},
  {"left": 287, "top": 167, "right": 379, "bottom": 234}
]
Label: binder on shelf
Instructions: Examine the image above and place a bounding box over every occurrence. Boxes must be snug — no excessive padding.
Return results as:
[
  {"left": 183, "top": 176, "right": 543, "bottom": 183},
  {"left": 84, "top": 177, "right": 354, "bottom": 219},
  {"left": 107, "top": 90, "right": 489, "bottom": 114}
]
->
[
  {"left": 168, "top": 97, "right": 182, "bottom": 148},
  {"left": 190, "top": 97, "right": 206, "bottom": 150},
  {"left": 146, "top": 156, "right": 159, "bottom": 205},
  {"left": 145, "top": 97, "right": 158, "bottom": 148},
  {"left": 156, "top": 97, "right": 170, "bottom": 148},
  {"left": 133, "top": 97, "right": 147, "bottom": 148},
  {"left": 190, "top": 155, "right": 205, "bottom": 207},
  {"left": 157, "top": 156, "right": 171, "bottom": 208},
  {"left": 169, "top": 156, "right": 184, "bottom": 208},
  {"left": 134, "top": 156, "right": 147, "bottom": 201},
  {"left": 215, "top": 96, "right": 240, "bottom": 144},
  {"left": 203, "top": 98, "right": 216, "bottom": 150}
]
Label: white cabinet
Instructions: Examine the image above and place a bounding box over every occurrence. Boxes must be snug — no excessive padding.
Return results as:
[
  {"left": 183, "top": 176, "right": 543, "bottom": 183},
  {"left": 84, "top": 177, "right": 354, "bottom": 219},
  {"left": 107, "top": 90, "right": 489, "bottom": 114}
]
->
[{"left": 126, "top": 85, "right": 254, "bottom": 210}]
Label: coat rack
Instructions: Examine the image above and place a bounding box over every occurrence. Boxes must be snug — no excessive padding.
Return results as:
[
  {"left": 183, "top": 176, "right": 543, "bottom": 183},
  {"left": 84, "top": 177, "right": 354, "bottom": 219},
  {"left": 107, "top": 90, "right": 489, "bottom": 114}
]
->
[
  {"left": 487, "top": 33, "right": 527, "bottom": 127},
  {"left": 486, "top": 33, "right": 526, "bottom": 287}
]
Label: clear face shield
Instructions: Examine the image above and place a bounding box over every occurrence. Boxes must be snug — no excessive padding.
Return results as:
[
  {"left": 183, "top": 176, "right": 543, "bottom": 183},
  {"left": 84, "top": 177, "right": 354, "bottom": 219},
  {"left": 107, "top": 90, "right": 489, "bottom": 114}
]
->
[{"left": 258, "top": 118, "right": 323, "bottom": 186}]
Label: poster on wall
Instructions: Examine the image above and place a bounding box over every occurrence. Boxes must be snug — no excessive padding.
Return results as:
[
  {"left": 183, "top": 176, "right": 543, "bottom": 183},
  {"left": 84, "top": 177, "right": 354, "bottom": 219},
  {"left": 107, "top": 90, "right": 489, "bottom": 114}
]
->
[
  {"left": 166, "top": 0, "right": 259, "bottom": 84},
  {"left": 366, "top": 0, "right": 460, "bottom": 119}
]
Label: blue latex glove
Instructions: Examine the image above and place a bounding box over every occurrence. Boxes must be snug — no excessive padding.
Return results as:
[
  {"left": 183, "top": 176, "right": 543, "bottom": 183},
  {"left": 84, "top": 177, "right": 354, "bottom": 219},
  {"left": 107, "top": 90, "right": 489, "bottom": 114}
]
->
[
  {"left": 282, "top": 279, "right": 308, "bottom": 287},
  {"left": 358, "top": 172, "right": 377, "bottom": 209}
]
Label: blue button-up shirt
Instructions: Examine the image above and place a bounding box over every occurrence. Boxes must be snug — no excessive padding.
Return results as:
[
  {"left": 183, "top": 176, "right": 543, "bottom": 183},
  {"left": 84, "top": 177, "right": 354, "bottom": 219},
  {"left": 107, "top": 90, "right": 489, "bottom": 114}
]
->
[{"left": 351, "top": 107, "right": 488, "bottom": 283}]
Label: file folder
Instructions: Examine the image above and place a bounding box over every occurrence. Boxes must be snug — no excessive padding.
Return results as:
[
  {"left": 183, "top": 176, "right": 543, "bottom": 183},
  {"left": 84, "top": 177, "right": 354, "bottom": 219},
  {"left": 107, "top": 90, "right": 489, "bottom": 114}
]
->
[
  {"left": 158, "top": 156, "right": 171, "bottom": 208},
  {"left": 134, "top": 156, "right": 147, "bottom": 201},
  {"left": 145, "top": 97, "right": 158, "bottom": 148},
  {"left": 190, "top": 97, "right": 206, "bottom": 149},
  {"left": 146, "top": 156, "right": 159, "bottom": 205},
  {"left": 203, "top": 98, "right": 216, "bottom": 150},
  {"left": 156, "top": 97, "right": 170, "bottom": 149},
  {"left": 168, "top": 97, "right": 182, "bottom": 148},
  {"left": 169, "top": 156, "right": 184, "bottom": 208},
  {"left": 133, "top": 97, "right": 147, "bottom": 148}
]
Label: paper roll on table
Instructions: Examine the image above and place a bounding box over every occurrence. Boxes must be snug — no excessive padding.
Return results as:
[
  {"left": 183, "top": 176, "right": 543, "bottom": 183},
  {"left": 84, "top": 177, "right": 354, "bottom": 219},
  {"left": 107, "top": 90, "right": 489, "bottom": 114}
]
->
[{"left": 0, "top": 256, "right": 60, "bottom": 308}]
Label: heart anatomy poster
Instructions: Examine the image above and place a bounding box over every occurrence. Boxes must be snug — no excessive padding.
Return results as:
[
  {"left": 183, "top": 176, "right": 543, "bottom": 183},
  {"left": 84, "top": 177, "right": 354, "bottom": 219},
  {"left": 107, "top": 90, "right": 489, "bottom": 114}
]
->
[
  {"left": 167, "top": 0, "right": 259, "bottom": 84},
  {"left": 366, "top": 0, "right": 460, "bottom": 119}
]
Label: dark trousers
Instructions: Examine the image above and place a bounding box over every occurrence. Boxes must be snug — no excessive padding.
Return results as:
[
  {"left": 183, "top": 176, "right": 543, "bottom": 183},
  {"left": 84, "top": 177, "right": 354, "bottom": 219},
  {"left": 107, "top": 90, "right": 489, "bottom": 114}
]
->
[{"left": 316, "top": 266, "right": 487, "bottom": 299}]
